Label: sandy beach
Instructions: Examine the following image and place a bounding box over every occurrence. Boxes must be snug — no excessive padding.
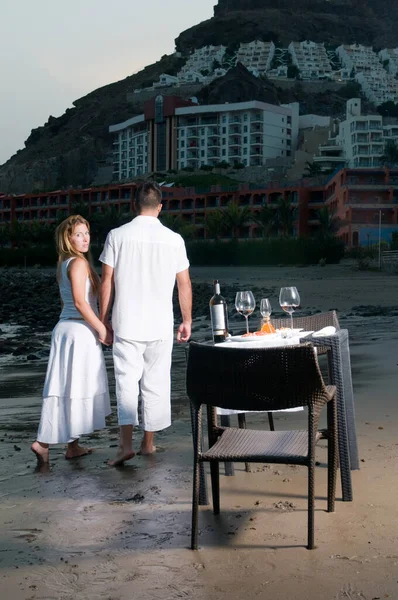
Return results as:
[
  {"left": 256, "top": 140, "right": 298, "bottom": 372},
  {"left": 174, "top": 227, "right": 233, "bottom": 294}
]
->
[{"left": 0, "top": 262, "right": 398, "bottom": 600}]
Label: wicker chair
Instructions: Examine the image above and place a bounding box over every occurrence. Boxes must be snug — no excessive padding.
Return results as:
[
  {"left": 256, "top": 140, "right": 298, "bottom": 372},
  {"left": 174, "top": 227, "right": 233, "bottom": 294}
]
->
[
  {"left": 270, "top": 310, "right": 340, "bottom": 333},
  {"left": 186, "top": 341, "right": 338, "bottom": 550}
]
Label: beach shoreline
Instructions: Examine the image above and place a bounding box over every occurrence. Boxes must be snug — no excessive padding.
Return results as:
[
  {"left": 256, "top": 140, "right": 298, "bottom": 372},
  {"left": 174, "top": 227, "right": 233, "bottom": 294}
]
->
[{"left": 0, "top": 262, "right": 397, "bottom": 599}]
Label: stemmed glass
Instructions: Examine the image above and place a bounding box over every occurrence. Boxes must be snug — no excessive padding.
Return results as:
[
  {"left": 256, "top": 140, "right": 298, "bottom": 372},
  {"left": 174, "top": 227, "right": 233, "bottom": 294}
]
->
[
  {"left": 235, "top": 291, "right": 256, "bottom": 334},
  {"left": 279, "top": 286, "right": 300, "bottom": 333},
  {"left": 260, "top": 297, "right": 272, "bottom": 330},
  {"left": 260, "top": 298, "right": 272, "bottom": 319}
]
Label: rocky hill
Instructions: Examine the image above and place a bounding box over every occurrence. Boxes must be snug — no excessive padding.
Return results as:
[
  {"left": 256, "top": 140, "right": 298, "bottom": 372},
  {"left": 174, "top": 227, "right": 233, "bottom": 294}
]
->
[
  {"left": 1, "top": 0, "right": 395, "bottom": 194},
  {"left": 176, "top": 0, "right": 398, "bottom": 50}
]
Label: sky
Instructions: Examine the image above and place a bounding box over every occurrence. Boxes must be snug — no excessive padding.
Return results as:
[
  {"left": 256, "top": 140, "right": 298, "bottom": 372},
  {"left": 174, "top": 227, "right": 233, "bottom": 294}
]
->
[{"left": 0, "top": 0, "right": 216, "bottom": 165}]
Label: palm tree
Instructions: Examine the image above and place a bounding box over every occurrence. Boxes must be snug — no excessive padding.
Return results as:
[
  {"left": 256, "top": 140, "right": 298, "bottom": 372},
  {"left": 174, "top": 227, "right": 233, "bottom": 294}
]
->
[
  {"left": 204, "top": 210, "right": 227, "bottom": 240},
  {"left": 251, "top": 205, "right": 275, "bottom": 238},
  {"left": 274, "top": 196, "right": 296, "bottom": 238},
  {"left": 70, "top": 201, "right": 90, "bottom": 219},
  {"left": 27, "top": 221, "right": 55, "bottom": 246},
  {"left": 317, "top": 207, "right": 338, "bottom": 237},
  {"left": 304, "top": 161, "right": 322, "bottom": 177},
  {"left": 9, "top": 220, "right": 30, "bottom": 248},
  {"left": 0, "top": 224, "right": 10, "bottom": 248},
  {"left": 90, "top": 206, "right": 127, "bottom": 245},
  {"left": 159, "top": 214, "right": 196, "bottom": 241},
  {"left": 380, "top": 140, "right": 398, "bottom": 167},
  {"left": 221, "top": 202, "right": 251, "bottom": 238}
]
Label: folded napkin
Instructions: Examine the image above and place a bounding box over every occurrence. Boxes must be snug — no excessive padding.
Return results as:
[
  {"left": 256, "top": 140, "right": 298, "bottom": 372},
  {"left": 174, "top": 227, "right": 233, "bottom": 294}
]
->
[{"left": 312, "top": 326, "right": 336, "bottom": 337}]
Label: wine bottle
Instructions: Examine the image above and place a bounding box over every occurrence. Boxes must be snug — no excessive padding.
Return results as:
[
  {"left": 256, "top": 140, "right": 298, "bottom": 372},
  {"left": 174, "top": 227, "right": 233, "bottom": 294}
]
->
[{"left": 209, "top": 280, "right": 229, "bottom": 343}]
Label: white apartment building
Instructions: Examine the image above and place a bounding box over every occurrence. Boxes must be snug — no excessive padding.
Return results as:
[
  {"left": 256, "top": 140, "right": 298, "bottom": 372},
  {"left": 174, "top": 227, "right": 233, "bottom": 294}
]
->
[
  {"left": 379, "top": 48, "right": 398, "bottom": 77},
  {"left": 175, "top": 101, "right": 299, "bottom": 169},
  {"left": 235, "top": 41, "right": 275, "bottom": 76},
  {"left": 336, "top": 44, "right": 383, "bottom": 75},
  {"left": 153, "top": 74, "right": 180, "bottom": 88},
  {"left": 177, "top": 45, "right": 226, "bottom": 81},
  {"left": 313, "top": 98, "right": 386, "bottom": 170},
  {"left": 336, "top": 44, "right": 398, "bottom": 105},
  {"left": 288, "top": 41, "right": 332, "bottom": 79},
  {"left": 111, "top": 115, "right": 148, "bottom": 180},
  {"left": 355, "top": 71, "right": 398, "bottom": 106},
  {"left": 110, "top": 97, "right": 299, "bottom": 180}
]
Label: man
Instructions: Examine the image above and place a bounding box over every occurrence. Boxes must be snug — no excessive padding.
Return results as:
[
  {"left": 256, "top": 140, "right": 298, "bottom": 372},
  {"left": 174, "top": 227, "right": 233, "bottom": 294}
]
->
[{"left": 99, "top": 181, "right": 192, "bottom": 466}]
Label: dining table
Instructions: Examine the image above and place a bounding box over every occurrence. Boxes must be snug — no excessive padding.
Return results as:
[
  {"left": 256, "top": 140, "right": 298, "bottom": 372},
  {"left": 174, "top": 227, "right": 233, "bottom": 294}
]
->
[{"left": 187, "top": 327, "right": 359, "bottom": 505}]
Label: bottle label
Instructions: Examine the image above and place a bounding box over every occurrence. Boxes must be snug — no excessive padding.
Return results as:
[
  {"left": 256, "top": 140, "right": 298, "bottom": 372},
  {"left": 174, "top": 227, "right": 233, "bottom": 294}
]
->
[{"left": 211, "top": 305, "right": 226, "bottom": 333}]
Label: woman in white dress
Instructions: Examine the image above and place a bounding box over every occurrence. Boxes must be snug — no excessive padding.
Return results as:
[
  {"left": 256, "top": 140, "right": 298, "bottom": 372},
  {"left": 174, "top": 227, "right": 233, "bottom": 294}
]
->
[{"left": 31, "top": 215, "right": 112, "bottom": 464}]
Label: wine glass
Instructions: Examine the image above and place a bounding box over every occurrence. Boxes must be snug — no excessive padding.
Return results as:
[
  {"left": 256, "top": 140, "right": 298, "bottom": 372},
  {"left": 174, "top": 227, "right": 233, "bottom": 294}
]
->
[
  {"left": 260, "top": 298, "right": 272, "bottom": 318},
  {"left": 235, "top": 291, "right": 256, "bottom": 334},
  {"left": 279, "top": 286, "right": 300, "bottom": 333}
]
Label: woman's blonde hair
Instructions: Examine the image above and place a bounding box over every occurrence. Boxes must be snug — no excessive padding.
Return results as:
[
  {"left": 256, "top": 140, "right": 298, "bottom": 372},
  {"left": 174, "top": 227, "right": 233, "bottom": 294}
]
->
[{"left": 55, "top": 215, "right": 100, "bottom": 293}]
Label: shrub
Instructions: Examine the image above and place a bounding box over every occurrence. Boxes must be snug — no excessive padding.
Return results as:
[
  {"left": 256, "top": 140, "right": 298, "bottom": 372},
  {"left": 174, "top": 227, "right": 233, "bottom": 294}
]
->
[{"left": 186, "top": 237, "right": 344, "bottom": 266}]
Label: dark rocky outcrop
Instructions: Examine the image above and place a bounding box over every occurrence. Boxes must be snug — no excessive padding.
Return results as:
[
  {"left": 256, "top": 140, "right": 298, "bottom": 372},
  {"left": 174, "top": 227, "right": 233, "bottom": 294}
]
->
[
  {"left": 198, "top": 63, "right": 281, "bottom": 106},
  {"left": 176, "top": 0, "right": 398, "bottom": 51}
]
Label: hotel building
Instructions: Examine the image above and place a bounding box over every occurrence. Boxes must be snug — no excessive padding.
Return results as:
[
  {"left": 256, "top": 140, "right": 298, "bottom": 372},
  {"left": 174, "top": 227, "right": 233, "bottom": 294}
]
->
[
  {"left": 288, "top": 41, "right": 332, "bottom": 80},
  {"left": 110, "top": 95, "right": 300, "bottom": 180},
  {"left": 2, "top": 167, "right": 398, "bottom": 249},
  {"left": 313, "top": 99, "right": 398, "bottom": 171}
]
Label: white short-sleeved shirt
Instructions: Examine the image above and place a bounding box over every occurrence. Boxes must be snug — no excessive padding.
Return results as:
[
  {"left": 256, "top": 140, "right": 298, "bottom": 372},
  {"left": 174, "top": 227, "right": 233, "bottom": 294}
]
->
[{"left": 99, "top": 216, "right": 190, "bottom": 341}]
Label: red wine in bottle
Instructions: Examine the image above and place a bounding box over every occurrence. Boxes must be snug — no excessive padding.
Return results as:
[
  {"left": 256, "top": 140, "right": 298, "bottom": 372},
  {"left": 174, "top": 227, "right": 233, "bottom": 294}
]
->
[{"left": 209, "top": 280, "right": 228, "bottom": 343}]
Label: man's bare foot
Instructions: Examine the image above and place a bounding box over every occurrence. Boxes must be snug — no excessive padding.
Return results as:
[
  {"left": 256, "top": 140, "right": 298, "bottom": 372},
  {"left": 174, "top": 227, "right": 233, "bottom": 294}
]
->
[
  {"left": 108, "top": 449, "right": 135, "bottom": 467},
  {"left": 31, "top": 441, "right": 49, "bottom": 464},
  {"left": 138, "top": 444, "right": 156, "bottom": 456},
  {"left": 65, "top": 446, "right": 93, "bottom": 460}
]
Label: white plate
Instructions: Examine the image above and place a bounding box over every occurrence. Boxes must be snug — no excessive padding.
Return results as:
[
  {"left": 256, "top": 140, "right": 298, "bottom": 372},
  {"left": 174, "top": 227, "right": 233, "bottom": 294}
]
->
[
  {"left": 277, "top": 328, "right": 304, "bottom": 335},
  {"left": 229, "top": 333, "right": 280, "bottom": 343}
]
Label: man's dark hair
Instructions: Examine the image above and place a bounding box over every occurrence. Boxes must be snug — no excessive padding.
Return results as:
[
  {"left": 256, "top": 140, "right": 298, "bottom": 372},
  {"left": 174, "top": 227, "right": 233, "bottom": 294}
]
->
[{"left": 135, "top": 181, "right": 162, "bottom": 211}]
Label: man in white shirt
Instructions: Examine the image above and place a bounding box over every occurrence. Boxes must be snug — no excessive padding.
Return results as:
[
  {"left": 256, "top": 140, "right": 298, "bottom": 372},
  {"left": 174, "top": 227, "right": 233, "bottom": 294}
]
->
[{"left": 99, "top": 181, "right": 192, "bottom": 466}]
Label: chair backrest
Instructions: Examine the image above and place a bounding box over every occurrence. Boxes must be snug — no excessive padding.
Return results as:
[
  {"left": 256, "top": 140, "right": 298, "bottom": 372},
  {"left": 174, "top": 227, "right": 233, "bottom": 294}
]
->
[
  {"left": 186, "top": 342, "right": 329, "bottom": 413},
  {"left": 271, "top": 310, "right": 340, "bottom": 333}
]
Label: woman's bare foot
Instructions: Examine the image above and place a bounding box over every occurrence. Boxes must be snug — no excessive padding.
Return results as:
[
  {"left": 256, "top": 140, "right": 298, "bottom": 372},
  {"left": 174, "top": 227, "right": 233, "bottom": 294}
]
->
[
  {"left": 65, "top": 441, "right": 93, "bottom": 460},
  {"left": 138, "top": 443, "right": 156, "bottom": 456},
  {"left": 31, "top": 441, "right": 49, "bottom": 464},
  {"left": 108, "top": 449, "right": 135, "bottom": 467}
]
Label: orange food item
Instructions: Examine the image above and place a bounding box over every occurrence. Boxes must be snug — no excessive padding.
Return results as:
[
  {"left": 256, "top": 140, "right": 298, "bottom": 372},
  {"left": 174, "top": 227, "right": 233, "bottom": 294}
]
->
[{"left": 260, "top": 321, "right": 276, "bottom": 334}]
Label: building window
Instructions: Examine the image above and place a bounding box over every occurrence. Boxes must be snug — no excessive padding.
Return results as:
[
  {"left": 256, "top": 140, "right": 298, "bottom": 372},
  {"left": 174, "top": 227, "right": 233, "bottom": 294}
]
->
[
  {"left": 244, "top": 114, "right": 248, "bottom": 121},
  {"left": 201, "top": 150, "right": 205, "bottom": 157},
  {"left": 222, "top": 116, "right": 227, "bottom": 123},
  {"left": 181, "top": 151, "right": 185, "bottom": 158},
  {"left": 155, "top": 95, "right": 164, "bottom": 124},
  {"left": 181, "top": 140, "right": 185, "bottom": 148},
  {"left": 244, "top": 125, "right": 248, "bottom": 133},
  {"left": 222, "top": 149, "right": 226, "bottom": 156},
  {"left": 222, "top": 138, "right": 226, "bottom": 145},
  {"left": 244, "top": 137, "right": 247, "bottom": 144},
  {"left": 222, "top": 127, "right": 226, "bottom": 134}
]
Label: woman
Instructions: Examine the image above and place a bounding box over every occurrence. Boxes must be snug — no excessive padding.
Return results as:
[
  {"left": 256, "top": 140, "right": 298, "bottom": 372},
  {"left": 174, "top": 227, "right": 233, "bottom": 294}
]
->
[{"left": 31, "top": 215, "right": 111, "bottom": 464}]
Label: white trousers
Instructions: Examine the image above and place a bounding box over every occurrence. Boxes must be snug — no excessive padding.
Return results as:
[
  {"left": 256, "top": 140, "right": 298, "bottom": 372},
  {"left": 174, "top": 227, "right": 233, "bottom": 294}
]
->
[{"left": 113, "top": 335, "right": 173, "bottom": 431}]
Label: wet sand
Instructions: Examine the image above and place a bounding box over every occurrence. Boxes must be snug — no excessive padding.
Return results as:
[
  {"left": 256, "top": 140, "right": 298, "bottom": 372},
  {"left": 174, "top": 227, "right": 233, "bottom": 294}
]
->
[{"left": 1, "top": 262, "right": 398, "bottom": 600}]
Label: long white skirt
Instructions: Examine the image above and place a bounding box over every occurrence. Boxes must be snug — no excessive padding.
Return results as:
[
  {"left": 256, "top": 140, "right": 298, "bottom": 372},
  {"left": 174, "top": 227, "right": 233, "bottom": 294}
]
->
[{"left": 37, "top": 320, "right": 111, "bottom": 444}]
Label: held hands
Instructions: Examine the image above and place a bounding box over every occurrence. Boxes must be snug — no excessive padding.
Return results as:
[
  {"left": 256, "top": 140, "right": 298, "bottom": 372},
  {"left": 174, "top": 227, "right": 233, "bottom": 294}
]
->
[
  {"left": 99, "top": 322, "right": 113, "bottom": 346},
  {"left": 176, "top": 321, "right": 191, "bottom": 343}
]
